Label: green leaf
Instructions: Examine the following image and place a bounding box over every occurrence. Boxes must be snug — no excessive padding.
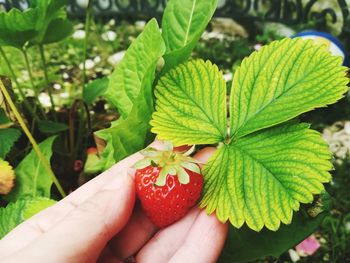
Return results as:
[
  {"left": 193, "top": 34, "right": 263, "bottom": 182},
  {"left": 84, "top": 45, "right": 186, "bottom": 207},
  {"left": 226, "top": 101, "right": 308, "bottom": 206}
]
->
[
  {"left": 83, "top": 77, "right": 109, "bottom": 104},
  {"left": 0, "top": 128, "right": 21, "bottom": 158},
  {"left": 38, "top": 120, "right": 68, "bottom": 134},
  {"left": 162, "top": 0, "right": 218, "bottom": 70},
  {"left": 151, "top": 59, "right": 227, "bottom": 145},
  {"left": 219, "top": 205, "right": 329, "bottom": 262},
  {"left": 30, "top": 0, "right": 69, "bottom": 45},
  {"left": 96, "top": 66, "right": 157, "bottom": 170},
  {"left": 230, "top": 38, "right": 349, "bottom": 138},
  {"left": 200, "top": 123, "right": 332, "bottom": 231},
  {"left": 0, "top": 109, "right": 10, "bottom": 125},
  {"left": 0, "top": 197, "right": 56, "bottom": 239},
  {"left": 41, "top": 18, "right": 73, "bottom": 44},
  {"left": 6, "top": 136, "right": 56, "bottom": 201},
  {"left": 105, "top": 18, "right": 165, "bottom": 118},
  {"left": 0, "top": 8, "right": 38, "bottom": 48}
]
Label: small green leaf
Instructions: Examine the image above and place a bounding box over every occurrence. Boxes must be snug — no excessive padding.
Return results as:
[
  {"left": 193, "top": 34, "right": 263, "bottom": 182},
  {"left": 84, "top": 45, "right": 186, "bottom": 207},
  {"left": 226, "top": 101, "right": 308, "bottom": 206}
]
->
[
  {"left": 162, "top": 0, "right": 218, "bottom": 70},
  {"left": 200, "top": 123, "right": 332, "bottom": 231},
  {"left": 41, "top": 18, "right": 73, "bottom": 44},
  {"left": 0, "top": 128, "right": 21, "bottom": 158},
  {"left": 38, "top": 120, "right": 68, "bottom": 134},
  {"left": 6, "top": 136, "right": 57, "bottom": 201},
  {"left": 96, "top": 65, "right": 158, "bottom": 170},
  {"left": 105, "top": 18, "right": 165, "bottom": 118},
  {"left": 0, "top": 109, "right": 10, "bottom": 125},
  {"left": 83, "top": 77, "right": 109, "bottom": 104},
  {"left": 151, "top": 59, "right": 227, "bottom": 145},
  {"left": 30, "top": 0, "right": 69, "bottom": 45},
  {"left": 0, "top": 197, "right": 56, "bottom": 238},
  {"left": 0, "top": 8, "right": 38, "bottom": 48},
  {"left": 230, "top": 38, "right": 349, "bottom": 138}
]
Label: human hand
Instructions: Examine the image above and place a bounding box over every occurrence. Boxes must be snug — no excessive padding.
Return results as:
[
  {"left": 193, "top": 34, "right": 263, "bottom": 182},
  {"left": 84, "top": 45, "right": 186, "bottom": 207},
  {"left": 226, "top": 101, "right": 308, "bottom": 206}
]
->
[{"left": 0, "top": 143, "right": 228, "bottom": 263}]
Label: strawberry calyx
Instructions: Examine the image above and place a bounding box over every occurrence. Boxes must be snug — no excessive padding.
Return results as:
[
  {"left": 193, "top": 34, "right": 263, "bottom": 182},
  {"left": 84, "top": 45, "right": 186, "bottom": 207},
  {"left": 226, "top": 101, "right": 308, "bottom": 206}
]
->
[{"left": 133, "top": 142, "right": 201, "bottom": 186}]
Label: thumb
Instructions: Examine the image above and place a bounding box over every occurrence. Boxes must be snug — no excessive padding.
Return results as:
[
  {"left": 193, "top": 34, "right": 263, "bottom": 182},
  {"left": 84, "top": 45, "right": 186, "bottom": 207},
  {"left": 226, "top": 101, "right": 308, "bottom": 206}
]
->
[{"left": 6, "top": 172, "right": 135, "bottom": 263}]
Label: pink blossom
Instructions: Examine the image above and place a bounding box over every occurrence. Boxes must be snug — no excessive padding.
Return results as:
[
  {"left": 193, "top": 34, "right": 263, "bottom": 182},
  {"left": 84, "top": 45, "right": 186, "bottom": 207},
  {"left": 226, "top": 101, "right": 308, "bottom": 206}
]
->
[{"left": 295, "top": 235, "right": 321, "bottom": 256}]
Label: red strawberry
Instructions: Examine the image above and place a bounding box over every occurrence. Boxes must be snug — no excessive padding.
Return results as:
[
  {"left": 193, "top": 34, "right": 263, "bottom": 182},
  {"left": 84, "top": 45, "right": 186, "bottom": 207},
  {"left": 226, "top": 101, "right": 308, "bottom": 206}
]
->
[{"left": 133, "top": 144, "right": 203, "bottom": 228}]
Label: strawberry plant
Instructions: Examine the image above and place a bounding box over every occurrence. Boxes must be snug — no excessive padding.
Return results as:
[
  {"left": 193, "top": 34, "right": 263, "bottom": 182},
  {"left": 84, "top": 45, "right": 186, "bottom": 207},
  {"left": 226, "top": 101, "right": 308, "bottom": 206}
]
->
[{"left": 0, "top": 0, "right": 349, "bottom": 261}]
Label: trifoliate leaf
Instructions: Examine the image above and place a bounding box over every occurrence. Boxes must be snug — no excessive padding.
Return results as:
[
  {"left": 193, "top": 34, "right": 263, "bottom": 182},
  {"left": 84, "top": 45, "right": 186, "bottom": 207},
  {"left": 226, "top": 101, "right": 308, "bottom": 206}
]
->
[
  {"left": 6, "top": 136, "right": 57, "bottom": 202},
  {"left": 162, "top": 0, "right": 218, "bottom": 71},
  {"left": 30, "top": 0, "right": 69, "bottom": 44},
  {"left": 41, "top": 18, "right": 73, "bottom": 44},
  {"left": 230, "top": 38, "right": 349, "bottom": 138},
  {"left": 0, "top": 8, "right": 38, "bottom": 48},
  {"left": 105, "top": 18, "right": 165, "bottom": 118},
  {"left": 0, "top": 128, "right": 21, "bottom": 158},
  {"left": 151, "top": 60, "right": 227, "bottom": 145},
  {"left": 200, "top": 123, "right": 332, "bottom": 231},
  {"left": 0, "top": 197, "right": 56, "bottom": 238}
]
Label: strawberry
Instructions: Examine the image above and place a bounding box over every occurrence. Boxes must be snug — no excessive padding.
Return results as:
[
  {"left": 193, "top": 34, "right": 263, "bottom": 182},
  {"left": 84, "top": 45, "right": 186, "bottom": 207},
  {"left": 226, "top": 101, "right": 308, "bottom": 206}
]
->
[{"left": 133, "top": 143, "right": 203, "bottom": 228}]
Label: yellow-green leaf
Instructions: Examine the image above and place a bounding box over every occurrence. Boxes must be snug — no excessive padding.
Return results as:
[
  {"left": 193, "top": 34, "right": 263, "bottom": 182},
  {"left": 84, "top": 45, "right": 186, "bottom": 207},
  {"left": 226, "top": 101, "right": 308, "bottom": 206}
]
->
[
  {"left": 200, "top": 123, "right": 332, "bottom": 231},
  {"left": 151, "top": 60, "right": 227, "bottom": 145},
  {"left": 230, "top": 38, "right": 349, "bottom": 138}
]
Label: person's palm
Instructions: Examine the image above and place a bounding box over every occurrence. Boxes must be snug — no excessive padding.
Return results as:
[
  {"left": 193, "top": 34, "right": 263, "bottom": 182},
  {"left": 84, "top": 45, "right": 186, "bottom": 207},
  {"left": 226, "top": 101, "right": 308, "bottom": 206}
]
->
[{"left": 0, "top": 144, "right": 227, "bottom": 263}]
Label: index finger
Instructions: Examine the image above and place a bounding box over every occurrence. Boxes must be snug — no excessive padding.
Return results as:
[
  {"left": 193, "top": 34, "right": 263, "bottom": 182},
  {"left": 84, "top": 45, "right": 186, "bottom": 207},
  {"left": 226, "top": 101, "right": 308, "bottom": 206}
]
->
[{"left": 0, "top": 141, "right": 162, "bottom": 258}]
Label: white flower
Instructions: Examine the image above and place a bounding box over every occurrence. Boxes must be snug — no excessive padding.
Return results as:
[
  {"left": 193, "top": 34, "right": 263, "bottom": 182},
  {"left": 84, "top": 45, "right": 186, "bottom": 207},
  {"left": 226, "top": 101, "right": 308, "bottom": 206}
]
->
[
  {"left": 72, "top": 30, "right": 86, "bottom": 40},
  {"left": 79, "top": 59, "right": 95, "bottom": 70},
  {"left": 62, "top": 73, "right": 69, "bottom": 80},
  {"left": 288, "top": 249, "right": 300, "bottom": 262},
  {"left": 108, "top": 19, "right": 116, "bottom": 26},
  {"left": 76, "top": 0, "right": 89, "bottom": 9},
  {"left": 135, "top": 20, "right": 146, "bottom": 30},
  {"left": 107, "top": 51, "right": 126, "bottom": 66},
  {"left": 93, "top": 56, "right": 101, "bottom": 64},
  {"left": 53, "top": 83, "right": 62, "bottom": 90},
  {"left": 223, "top": 73, "right": 233, "bottom": 82},
  {"left": 39, "top": 93, "right": 51, "bottom": 108},
  {"left": 254, "top": 44, "right": 263, "bottom": 51},
  {"left": 101, "top": 30, "right": 117, "bottom": 42}
]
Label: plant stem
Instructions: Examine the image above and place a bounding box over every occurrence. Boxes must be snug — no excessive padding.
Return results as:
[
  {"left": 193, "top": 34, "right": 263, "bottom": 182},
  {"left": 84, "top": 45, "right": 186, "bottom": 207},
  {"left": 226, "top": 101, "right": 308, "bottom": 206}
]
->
[
  {"left": 0, "top": 79, "right": 66, "bottom": 198},
  {"left": 38, "top": 44, "right": 56, "bottom": 120},
  {"left": 21, "top": 48, "right": 47, "bottom": 119},
  {"left": 0, "top": 47, "right": 38, "bottom": 121},
  {"left": 82, "top": 0, "right": 93, "bottom": 87}
]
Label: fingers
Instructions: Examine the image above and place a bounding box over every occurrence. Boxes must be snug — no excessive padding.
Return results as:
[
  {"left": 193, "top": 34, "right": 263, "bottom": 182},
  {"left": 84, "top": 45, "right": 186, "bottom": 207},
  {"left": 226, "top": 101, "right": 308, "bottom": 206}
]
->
[
  {"left": 168, "top": 211, "right": 228, "bottom": 263},
  {"left": 0, "top": 146, "right": 149, "bottom": 259},
  {"left": 107, "top": 146, "right": 217, "bottom": 260},
  {"left": 135, "top": 208, "right": 201, "bottom": 262},
  {"left": 108, "top": 204, "right": 157, "bottom": 260},
  {"left": 3, "top": 172, "right": 135, "bottom": 263}
]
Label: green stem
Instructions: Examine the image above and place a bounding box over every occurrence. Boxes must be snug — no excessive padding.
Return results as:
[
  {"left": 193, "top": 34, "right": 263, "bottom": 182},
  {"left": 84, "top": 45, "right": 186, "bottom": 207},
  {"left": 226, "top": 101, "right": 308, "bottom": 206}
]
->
[
  {"left": 82, "top": 0, "right": 93, "bottom": 87},
  {"left": 21, "top": 48, "right": 47, "bottom": 119},
  {"left": 0, "top": 79, "right": 66, "bottom": 198},
  {"left": 38, "top": 44, "right": 56, "bottom": 120},
  {"left": 0, "top": 47, "right": 38, "bottom": 121}
]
